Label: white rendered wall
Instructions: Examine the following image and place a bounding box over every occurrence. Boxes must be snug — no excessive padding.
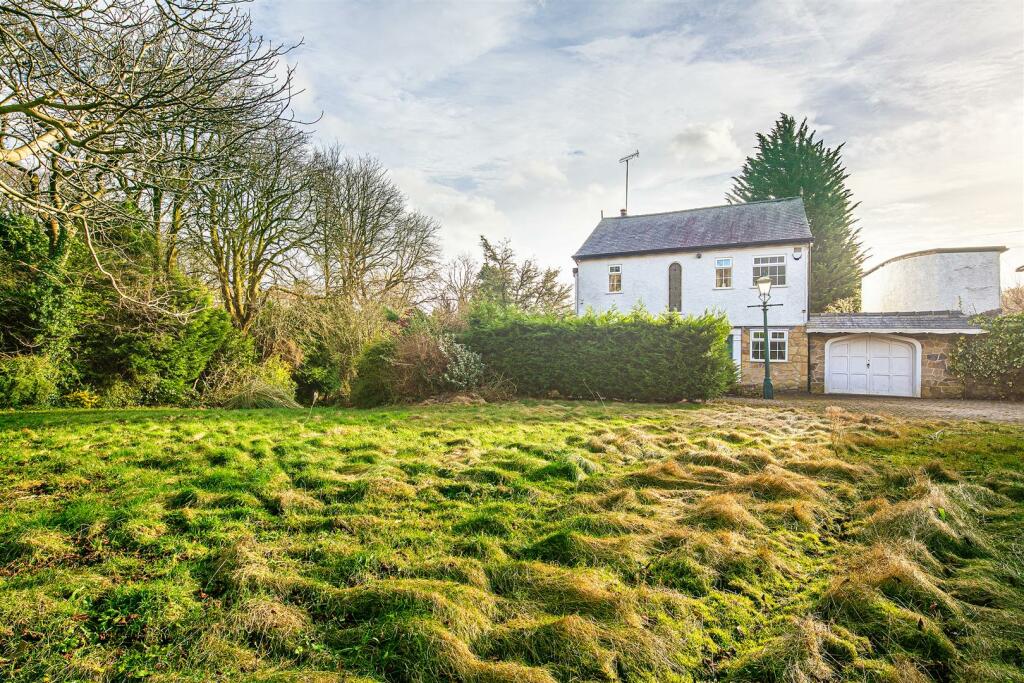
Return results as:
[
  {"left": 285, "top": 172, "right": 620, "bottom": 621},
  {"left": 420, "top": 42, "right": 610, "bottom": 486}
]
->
[
  {"left": 575, "top": 243, "right": 810, "bottom": 327},
  {"left": 862, "top": 250, "right": 1003, "bottom": 314}
]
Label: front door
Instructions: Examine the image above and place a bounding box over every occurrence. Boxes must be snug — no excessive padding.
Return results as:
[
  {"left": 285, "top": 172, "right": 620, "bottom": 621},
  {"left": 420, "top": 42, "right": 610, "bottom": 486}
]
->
[{"left": 826, "top": 335, "right": 915, "bottom": 397}]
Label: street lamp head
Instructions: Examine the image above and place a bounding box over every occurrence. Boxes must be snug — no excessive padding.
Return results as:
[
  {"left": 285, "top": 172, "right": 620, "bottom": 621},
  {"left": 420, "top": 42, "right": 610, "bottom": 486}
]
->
[{"left": 756, "top": 275, "right": 773, "bottom": 301}]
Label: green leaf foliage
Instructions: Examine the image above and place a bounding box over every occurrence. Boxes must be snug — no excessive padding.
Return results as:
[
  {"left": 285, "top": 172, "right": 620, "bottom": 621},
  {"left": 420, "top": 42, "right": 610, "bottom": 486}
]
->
[
  {"left": 460, "top": 306, "right": 735, "bottom": 402},
  {"left": 728, "top": 114, "right": 867, "bottom": 312},
  {"left": 350, "top": 339, "right": 399, "bottom": 408},
  {"left": 0, "top": 355, "right": 59, "bottom": 408},
  {"left": 950, "top": 314, "right": 1024, "bottom": 399}
]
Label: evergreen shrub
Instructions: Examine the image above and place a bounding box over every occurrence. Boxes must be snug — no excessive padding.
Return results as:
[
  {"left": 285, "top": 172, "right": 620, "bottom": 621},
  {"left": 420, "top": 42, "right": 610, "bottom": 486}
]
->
[
  {"left": 460, "top": 306, "right": 734, "bottom": 402},
  {"left": 950, "top": 314, "right": 1024, "bottom": 399}
]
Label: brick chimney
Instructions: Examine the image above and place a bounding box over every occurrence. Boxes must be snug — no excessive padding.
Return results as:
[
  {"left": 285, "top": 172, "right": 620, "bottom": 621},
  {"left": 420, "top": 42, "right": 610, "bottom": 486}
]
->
[{"left": 620, "top": 208, "right": 627, "bottom": 217}]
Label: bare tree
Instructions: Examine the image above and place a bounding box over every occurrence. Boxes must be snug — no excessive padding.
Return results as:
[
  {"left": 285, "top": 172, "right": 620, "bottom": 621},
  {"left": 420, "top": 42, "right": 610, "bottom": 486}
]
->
[
  {"left": 305, "top": 148, "right": 440, "bottom": 305},
  {"left": 0, "top": 0, "right": 295, "bottom": 308},
  {"left": 190, "top": 123, "right": 310, "bottom": 331},
  {"left": 431, "top": 253, "right": 479, "bottom": 318},
  {"left": 1002, "top": 285, "right": 1024, "bottom": 314}
]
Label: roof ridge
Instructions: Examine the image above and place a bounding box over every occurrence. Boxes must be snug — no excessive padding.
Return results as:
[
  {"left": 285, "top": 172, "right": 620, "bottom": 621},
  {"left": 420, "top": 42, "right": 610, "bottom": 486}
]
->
[
  {"left": 810, "top": 310, "right": 968, "bottom": 317},
  {"left": 605, "top": 196, "right": 803, "bottom": 220}
]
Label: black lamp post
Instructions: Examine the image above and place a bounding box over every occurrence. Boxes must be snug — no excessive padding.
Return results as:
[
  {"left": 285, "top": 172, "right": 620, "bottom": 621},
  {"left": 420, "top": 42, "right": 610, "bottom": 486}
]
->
[{"left": 748, "top": 275, "right": 783, "bottom": 399}]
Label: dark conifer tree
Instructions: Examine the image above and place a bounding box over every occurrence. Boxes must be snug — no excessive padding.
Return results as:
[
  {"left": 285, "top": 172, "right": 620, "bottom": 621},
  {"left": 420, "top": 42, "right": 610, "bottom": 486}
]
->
[{"left": 728, "top": 114, "right": 867, "bottom": 312}]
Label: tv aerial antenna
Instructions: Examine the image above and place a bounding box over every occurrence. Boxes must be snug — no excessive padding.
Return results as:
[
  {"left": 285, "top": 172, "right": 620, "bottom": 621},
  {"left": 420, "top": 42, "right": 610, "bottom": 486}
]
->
[{"left": 619, "top": 150, "right": 639, "bottom": 214}]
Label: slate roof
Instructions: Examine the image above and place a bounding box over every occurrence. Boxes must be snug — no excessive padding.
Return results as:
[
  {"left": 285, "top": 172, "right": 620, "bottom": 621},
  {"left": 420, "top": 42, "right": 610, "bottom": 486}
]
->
[
  {"left": 807, "top": 311, "right": 984, "bottom": 333},
  {"left": 573, "top": 197, "right": 812, "bottom": 260}
]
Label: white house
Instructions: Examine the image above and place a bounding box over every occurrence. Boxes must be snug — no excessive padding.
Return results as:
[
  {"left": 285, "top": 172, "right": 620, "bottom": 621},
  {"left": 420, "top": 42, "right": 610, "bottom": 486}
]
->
[
  {"left": 571, "top": 197, "right": 998, "bottom": 398},
  {"left": 572, "top": 197, "right": 814, "bottom": 392}
]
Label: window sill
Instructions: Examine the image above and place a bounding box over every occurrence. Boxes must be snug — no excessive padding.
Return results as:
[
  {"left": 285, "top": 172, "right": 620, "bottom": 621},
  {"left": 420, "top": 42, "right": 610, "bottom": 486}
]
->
[
  {"left": 748, "top": 359, "right": 789, "bottom": 364},
  {"left": 606, "top": 291, "right": 622, "bottom": 295},
  {"left": 713, "top": 286, "right": 733, "bottom": 290}
]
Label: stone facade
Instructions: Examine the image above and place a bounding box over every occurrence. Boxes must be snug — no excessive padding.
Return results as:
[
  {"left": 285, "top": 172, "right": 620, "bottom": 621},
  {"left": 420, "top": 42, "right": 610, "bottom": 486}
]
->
[
  {"left": 737, "top": 325, "right": 808, "bottom": 394},
  {"left": 808, "top": 333, "right": 966, "bottom": 398},
  {"left": 919, "top": 336, "right": 966, "bottom": 398}
]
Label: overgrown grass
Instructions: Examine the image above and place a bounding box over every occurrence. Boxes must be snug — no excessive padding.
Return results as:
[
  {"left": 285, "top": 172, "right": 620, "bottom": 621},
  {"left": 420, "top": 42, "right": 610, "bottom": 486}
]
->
[{"left": 1, "top": 400, "right": 1021, "bottom": 682}]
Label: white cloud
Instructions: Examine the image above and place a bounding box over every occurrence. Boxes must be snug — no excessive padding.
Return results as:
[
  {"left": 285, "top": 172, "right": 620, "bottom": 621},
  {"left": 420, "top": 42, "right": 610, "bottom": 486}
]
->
[
  {"left": 250, "top": 0, "right": 1023, "bottom": 287},
  {"left": 671, "top": 121, "right": 744, "bottom": 168}
]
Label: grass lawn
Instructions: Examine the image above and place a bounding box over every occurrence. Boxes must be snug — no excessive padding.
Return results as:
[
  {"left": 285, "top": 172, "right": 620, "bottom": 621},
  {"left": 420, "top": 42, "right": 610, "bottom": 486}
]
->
[{"left": 1, "top": 401, "right": 1022, "bottom": 682}]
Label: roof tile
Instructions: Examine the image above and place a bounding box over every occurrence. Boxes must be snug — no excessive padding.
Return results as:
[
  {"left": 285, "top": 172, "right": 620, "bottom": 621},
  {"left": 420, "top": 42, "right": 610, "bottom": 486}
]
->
[
  {"left": 807, "top": 311, "right": 983, "bottom": 331},
  {"left": 573, "top": 197, "right": 812, "bottom": 259}
]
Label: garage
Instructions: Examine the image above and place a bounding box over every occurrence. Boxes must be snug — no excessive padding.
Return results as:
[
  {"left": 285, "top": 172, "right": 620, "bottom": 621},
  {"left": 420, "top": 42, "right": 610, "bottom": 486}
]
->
[
  {"left": 807, "top": 311, "right": 987, "bottom": 399},
  {"left": 824, "top": 334, "right": 916, "bottom": 397}
]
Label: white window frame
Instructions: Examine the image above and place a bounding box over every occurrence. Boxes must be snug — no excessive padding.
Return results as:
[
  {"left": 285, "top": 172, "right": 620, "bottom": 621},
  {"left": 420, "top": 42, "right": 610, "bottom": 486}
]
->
[
  {"left": 749, "top": 329, "right": 789, "bottom": 362},
  {"left": 714, "top": 257, "right": 733, "bottom": 289},
  {"left": 607, "top": 264, "right": 622, "bottom": 293},
  {"left": 752, "top": 254, "right": 787, "bottom": 287}
]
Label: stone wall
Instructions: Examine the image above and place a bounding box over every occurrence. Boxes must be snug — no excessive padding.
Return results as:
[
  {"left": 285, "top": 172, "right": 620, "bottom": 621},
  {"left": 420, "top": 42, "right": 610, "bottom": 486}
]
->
[
  {"left": 919, "top": 336, "right": 966, "bottom": 398},
  {"left": 736, "top": 325, "right": 808, "bottom": 394},
  {"left": 808, "top": 333, "right": 966, "bottom": 398}
]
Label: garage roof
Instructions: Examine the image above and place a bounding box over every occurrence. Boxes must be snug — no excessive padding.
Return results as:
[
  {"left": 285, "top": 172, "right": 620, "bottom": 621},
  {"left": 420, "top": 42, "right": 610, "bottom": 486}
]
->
[
  {"left": 807, "top": 311, "right": 985, "bottom": 334},
  {"left": 573, "top": 197, "right": 812, "bottom": 260}
]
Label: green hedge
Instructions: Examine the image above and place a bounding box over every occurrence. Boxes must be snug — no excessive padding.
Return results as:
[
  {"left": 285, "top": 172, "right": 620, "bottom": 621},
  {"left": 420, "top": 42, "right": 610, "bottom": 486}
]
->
[{"left": 460, "top": 307, "right": 735, "bottom": 402}]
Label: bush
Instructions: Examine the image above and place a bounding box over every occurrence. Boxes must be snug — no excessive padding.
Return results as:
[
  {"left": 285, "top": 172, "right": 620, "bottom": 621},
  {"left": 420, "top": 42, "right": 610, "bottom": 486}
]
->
[
  {"left": 443, "top": 337, "right": 484, "bottom": 390},
  {"left": 74, "top": 274, "right": 233, "bottom": 406},
  {"left": 350, "top": 327, "right": 485, "bottom": 408},
  {"left": 460, "top": 307, "right": 734, "bottom": 402},
  {"left": 100, "top": 380, "right": 143, "bottom": 408},
  {"left": 950, "top": 313, "right": 1024, "bottom": 399},
  {"left": 201, "top": 357, "right": 299, "bottom": 409},
  {"left": 63, "top": 389, "right": 100, "bottom": 408},
  {"left": 0, "top": 355, "right": 60, "bottom": 408},
  {"left": 350, "top": 340, "right": 398, "bottom": 408}
]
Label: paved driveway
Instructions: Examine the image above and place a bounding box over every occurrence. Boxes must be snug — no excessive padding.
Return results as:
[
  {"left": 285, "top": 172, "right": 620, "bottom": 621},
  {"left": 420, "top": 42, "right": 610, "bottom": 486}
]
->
[{"left": 724, "top": 394, "right": 1024, "bottom": 424}]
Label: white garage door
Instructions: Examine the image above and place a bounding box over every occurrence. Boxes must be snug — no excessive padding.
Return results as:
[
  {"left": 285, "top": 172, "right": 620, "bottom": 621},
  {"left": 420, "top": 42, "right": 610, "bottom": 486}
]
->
[{"left": 826, "top": 336, "right": 915, "bottom": 397}]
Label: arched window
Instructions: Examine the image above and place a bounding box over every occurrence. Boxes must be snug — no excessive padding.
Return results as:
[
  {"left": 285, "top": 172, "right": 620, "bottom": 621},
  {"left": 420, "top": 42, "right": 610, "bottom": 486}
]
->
[{"left": 668, "top": 262, "right": 682, "bottom": 311}]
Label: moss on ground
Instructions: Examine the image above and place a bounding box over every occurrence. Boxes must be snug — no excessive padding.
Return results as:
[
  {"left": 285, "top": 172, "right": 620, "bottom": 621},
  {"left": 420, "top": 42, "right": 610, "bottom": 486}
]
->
[{"left": 0, "top": 400, "right": 1022, "bottom": 681}]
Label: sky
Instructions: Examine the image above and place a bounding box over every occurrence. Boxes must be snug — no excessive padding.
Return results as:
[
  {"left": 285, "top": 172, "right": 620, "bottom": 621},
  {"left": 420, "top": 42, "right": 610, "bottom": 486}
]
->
[{"left": 251, "top": 0, "right": 1024, "bottom": 289}]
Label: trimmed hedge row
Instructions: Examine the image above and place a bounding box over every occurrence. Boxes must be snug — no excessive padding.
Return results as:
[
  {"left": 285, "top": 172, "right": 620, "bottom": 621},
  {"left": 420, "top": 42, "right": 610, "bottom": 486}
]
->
[{"left": 460, "top": 308, "right": 735, "bottom": 402}]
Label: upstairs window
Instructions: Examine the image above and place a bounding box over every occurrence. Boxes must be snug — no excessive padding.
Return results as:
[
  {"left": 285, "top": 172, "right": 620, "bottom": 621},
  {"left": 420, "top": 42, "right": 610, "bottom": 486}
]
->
[
  {"left": 714, "top": 257, "right": 733, "bottom": 288},
  {"left": 750, "top": 330, "right": 788, "bottom": 362},
  {"left": 608, "top": 265, "right": 622, "bottom": 293},
  {"left": 753, "top": 255, "right": 786, "bottom": 286}
]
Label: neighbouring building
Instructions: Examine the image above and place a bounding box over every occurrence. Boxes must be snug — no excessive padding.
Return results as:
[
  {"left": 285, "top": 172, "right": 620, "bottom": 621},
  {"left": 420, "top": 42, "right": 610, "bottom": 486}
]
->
[
  {"left": 861, "top": 246, "right": 1006, "bottom": 315},
  {"left": 572, "top": 199, "right": 1003, "bottom": 399}
]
